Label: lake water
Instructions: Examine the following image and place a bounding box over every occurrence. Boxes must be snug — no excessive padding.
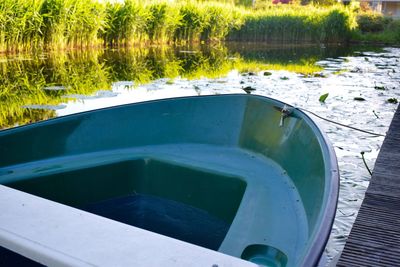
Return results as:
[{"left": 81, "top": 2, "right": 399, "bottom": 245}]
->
[{"left": 1, "top": 43, "right": 399, "bottom": 264}]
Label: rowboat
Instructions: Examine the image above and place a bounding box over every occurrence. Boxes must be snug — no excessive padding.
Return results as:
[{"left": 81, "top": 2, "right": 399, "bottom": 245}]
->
[{"left": 0, "top": 94, "right": 338, "bottom": 267}]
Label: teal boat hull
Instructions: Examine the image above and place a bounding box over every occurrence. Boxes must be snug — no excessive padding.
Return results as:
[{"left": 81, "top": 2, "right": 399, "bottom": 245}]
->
[{"left": 0, "top": 94, "right": 338, "bottom": 267}]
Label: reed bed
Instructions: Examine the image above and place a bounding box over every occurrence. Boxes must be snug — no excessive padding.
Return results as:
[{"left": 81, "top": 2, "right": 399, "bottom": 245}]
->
[
  {"left": 0, "top": 0, "right": 357, "bottom": 52},
  {"left": 0, "top": 0, "right": 106, "bottom": 52},
  {"left": 227, "top": 5, "right": 356, "bottom": 43}
]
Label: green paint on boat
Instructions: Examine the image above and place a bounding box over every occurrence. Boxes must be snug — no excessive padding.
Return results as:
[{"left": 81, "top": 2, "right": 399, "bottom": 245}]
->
[{"left": 0, "top": 94, "right": 338, "bottom": 267}]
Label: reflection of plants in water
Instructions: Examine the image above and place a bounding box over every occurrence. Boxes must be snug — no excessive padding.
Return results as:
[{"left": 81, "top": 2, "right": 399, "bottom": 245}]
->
[
  {"left": 45, "top": 50, "right": 110, "bottom": 95},
  {"left": 1, "top": 45, "right": 327, "bottom": 129},
  {"left": 145, "top": 48, "right": 183, "bottom": 80},
  {"left": 234, "top": 59, "right": 323, "bottom": 74},
  {"left": 0, "top": 57, "right": 49, "bottom": 127},
  {"left": 178, "top": 45, "right": 235, "bottom": 79},
  {"left": 102, "top": 47, "right": 182, "bottom": 83},
  {"left": 0, "top": 50, "right": 109, "bottom": 129}
]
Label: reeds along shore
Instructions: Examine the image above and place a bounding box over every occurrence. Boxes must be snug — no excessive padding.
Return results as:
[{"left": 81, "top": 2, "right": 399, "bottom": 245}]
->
[
  {"left": 226, "top": 6, "right": 356, "bottom": 43},
  {"left": 0, "top": 0, "right": 357, "bottom": 52}
]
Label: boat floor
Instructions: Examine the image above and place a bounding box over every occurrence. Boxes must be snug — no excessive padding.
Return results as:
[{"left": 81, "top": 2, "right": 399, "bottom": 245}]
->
[{"left": 0, "top": 143, "right": 308, "bottom": 265}]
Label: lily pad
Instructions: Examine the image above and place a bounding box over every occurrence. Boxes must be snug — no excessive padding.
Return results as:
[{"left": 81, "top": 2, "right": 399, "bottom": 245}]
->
[
  {"left": 354, "top": 97, "right": 366, "bottom": 101},
  {"left": 313, "top": 73, "right": 327, "bottom": 78},
  {"left": 319, "top": 93, "right": 329, "bottom": 103},
  {"left": 43, "top": 86, "right": 67, "bottom": 91},
  {"left": 263, "top": 71, "right": 272, "bottom": 76},
  {"left": 374, "top": 85, "right": 386, "bottom": 90},
  {"left": 243, "top": 86, "right": 256, "bottom": 94}
]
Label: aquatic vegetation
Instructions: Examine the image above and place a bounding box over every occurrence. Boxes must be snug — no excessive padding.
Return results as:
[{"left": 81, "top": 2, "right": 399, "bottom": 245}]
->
[
  {"left": 319, "top": 93, "right": 329, "bottom": 103},
  {"left": 0, "top": 0, "right": 360, "bottom": 52},
  {"left": 101, "top": 0, "right": 149, "bottom": 46},
  {"left": 146, "top": 3, "right": 181, "bottom": 43},
  {"left": 227, "top": 5, "right": 356, "bottom": 43},
  {"left": 3, "top": 0, "right": 399, "bottom": 50},
  {"left": 0, "top": 0, "right": 106, "bottom": 52},
  {"left": 354, "top": 97, "right": 366, "bottom": 101},
  {"left": 0, "top": 0, "right": 44, "bottom": 52}
]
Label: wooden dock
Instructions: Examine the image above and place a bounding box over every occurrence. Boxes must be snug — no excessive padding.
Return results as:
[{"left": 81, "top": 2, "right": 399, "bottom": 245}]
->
[{"left": 337, "top": 104, "right": 400, "bottom": 267}]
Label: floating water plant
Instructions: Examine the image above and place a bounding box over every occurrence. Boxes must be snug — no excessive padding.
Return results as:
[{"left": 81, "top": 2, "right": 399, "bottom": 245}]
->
[
  {"left": 354, "top": 97, "right": 366, "bottom": 101},
  {"left": 243, "top": 86, "right": 256, "bottom": 94},
  {"left": 374, "top": 83, "right": 386, "bottom": 90},
  {"left": 319, "top": 93, "right": 329, "bottom": 103}
]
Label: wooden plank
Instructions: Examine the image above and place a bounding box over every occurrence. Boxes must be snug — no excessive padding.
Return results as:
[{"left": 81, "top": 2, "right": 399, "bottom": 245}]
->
[{"left": 338, "top": 104, "right": 400, "bottom": 267}]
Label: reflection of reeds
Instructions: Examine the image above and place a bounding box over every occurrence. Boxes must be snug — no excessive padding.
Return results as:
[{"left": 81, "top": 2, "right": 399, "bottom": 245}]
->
[
  {"left": 0, "top": 45, "right": 325, "bottom": 129},
  {"left": 0, "top": 50, "right": 110, "bottom": 128}
]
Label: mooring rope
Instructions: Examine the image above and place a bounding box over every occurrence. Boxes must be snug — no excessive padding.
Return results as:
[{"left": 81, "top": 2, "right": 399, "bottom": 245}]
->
[
  {"left": 276, "top": 106, "right": 383, "bottom": 177},
  {"left": 297, "top": 107, "right": 386, "bottom": 137}
]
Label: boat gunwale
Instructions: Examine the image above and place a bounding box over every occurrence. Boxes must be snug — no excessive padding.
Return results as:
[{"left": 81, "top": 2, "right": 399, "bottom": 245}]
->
[
  {"left": 239, "top": 94, "right": 339, "bottom": 267},
  {"left": 284, "top": 102, "right": 339, "bottom": 267}
]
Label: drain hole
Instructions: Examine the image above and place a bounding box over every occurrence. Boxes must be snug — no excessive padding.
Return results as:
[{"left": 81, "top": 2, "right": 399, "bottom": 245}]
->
[{"left": 241, "top": 244, "right": 287, "bottom": 267}]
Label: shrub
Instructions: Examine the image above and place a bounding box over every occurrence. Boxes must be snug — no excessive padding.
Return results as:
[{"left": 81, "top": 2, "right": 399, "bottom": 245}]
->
[{"left": 357, "top": 13, "right": 392, "bottom": 33}]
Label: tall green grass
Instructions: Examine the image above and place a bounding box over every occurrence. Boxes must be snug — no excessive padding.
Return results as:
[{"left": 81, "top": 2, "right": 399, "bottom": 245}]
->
[
  {"left": 146, "top": 3, "right": 181, "bottom": 43},
  {"left": 101, "top": 0, "right": 149, "bottom": 46},
  {"left": 0, "top": 0, "right": 106, "bottom": 51},
  {"left": 0, "top": 0, "right": 358, "bottom": 52},
  {"left": 227, "top": 5, "right": 356, "bottom": 43},
  {"left": 39, "top": 0, "right": 106, "bottom": 49},
  {"left": 0, "top": 0, "right": 44, "bottom": 52}
]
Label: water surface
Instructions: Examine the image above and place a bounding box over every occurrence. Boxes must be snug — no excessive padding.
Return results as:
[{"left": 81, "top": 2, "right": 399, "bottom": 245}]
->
[{"left": 0, "top": 44, "right": 399, "bottom": 264}]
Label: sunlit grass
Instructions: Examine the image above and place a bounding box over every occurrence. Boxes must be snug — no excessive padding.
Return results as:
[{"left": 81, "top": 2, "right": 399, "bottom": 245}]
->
[
  {"left": 227, "top": 4, "right": 356, "bottom": 43},
  {"left": 0, "top": 0, "right": 358, "bottom": 52}
]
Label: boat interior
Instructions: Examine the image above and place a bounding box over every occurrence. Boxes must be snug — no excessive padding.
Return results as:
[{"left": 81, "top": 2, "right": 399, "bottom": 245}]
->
[{"left": 0, "top": 95, "right": 338, "bottom": 267}]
